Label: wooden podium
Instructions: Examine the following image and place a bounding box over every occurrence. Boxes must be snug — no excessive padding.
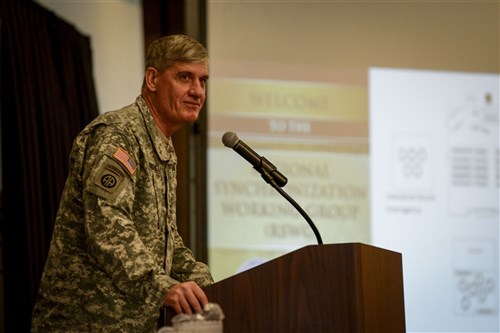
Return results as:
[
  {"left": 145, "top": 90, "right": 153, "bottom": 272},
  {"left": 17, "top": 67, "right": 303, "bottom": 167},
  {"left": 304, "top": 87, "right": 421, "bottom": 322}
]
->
[{"left": 163, "top": 243, "right": 406, "bottom": 332}]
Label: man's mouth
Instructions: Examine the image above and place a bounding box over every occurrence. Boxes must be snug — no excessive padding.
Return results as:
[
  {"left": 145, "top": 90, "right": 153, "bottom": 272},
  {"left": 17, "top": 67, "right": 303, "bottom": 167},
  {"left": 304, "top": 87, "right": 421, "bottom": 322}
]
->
[{"left": 184, "top": 101, "right": 201, "bottom": 110}]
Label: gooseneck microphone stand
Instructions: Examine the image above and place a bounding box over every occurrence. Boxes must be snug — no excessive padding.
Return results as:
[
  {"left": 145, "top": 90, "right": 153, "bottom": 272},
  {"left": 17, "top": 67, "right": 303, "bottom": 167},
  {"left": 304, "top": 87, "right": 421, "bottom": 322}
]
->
[{"left": 258, "top": 159, "right": 323, "bottom": 246}]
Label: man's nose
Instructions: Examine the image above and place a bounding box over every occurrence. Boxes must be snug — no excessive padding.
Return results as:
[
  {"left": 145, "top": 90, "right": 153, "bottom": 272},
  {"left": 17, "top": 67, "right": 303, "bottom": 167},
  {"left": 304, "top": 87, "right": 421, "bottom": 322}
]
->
[{"left": 189, "top": 80, "right": 205, "bottom": 97}]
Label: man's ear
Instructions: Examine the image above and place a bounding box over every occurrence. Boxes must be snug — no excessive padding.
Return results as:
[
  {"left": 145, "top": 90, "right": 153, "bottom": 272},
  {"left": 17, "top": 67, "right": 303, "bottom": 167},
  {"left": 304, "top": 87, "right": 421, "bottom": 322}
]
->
[{"left": 144, "top": 67, "right": 159, "bottom": 92}]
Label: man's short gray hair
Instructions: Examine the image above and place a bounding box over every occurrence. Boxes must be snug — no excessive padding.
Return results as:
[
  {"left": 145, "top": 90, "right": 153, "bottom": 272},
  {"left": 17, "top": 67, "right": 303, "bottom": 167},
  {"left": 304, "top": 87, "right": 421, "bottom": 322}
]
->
[{"left": 145, "top": 34, "right": 208, "bottom": 73}]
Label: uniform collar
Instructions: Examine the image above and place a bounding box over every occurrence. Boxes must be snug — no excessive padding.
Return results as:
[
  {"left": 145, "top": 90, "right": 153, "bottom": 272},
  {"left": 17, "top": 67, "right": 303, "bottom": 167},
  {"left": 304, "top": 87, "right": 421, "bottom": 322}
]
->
[{"left": 136, "top": 95, "right": 177, "bottom": 163}]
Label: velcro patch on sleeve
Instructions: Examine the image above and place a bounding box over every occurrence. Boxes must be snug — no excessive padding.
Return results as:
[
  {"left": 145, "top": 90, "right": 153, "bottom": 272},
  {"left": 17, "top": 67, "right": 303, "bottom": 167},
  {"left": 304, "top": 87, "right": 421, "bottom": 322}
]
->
[
  {"left": 93, "top": 162, "right": 126, "bottom": 196},
  {"left": 112, "top": 147, "right": 137, "bottom": 175}
]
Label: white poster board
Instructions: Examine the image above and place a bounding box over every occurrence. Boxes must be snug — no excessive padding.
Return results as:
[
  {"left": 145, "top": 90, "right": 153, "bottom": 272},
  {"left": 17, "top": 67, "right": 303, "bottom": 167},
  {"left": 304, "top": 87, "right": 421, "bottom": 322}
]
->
[{"left": 370, "top": 68, "right": 499, "bottom": 332}]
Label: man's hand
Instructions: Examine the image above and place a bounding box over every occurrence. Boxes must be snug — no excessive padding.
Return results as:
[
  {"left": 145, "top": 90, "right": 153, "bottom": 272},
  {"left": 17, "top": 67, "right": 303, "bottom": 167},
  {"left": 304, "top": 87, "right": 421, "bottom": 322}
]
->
[{"left": 163, "top": 281, "right": 209, "bottom": 314}]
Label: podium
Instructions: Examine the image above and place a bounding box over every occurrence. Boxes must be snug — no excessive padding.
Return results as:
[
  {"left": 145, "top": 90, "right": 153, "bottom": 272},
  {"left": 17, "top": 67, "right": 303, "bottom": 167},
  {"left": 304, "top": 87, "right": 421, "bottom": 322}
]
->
[{"left": 163, "top": 243, "right": 406, "bottom": 332}]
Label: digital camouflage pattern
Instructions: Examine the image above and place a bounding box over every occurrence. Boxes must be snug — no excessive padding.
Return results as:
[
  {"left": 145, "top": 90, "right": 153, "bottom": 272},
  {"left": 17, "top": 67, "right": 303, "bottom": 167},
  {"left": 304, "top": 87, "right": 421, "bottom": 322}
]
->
[{"left": 31, "top": 96, "right": 213, "bottom": 332}]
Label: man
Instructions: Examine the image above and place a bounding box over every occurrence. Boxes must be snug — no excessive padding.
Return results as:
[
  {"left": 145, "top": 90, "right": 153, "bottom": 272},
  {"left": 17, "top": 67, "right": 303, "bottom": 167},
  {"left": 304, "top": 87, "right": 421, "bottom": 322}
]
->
[{"left": 31, "top": 34, "right": 213, "bottom": 332}]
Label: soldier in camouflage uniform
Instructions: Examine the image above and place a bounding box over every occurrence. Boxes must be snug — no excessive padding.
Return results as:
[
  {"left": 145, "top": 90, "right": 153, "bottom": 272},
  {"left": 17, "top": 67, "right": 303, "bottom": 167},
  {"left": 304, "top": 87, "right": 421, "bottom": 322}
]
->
[{"left": 31, "top": 35, "right": 214, "bottom": 332}]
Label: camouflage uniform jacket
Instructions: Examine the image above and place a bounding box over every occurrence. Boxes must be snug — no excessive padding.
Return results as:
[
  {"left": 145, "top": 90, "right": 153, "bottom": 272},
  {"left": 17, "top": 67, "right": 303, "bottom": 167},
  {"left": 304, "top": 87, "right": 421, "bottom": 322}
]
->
[{"left": 31, "top": 96, "right": 213, "bottom": 332}]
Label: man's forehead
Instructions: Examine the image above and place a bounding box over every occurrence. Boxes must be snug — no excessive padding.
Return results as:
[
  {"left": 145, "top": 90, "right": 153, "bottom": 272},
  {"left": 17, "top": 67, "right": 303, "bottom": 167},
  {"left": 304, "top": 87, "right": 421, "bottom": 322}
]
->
[{"left": 170, "top": 61, "right": 208, "bottom": 74}]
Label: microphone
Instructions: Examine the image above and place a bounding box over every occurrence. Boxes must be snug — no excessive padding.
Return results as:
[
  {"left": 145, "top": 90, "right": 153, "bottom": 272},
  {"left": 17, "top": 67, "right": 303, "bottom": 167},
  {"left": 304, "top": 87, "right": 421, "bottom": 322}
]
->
[
  {"left": 222, "top": 131, "right": 323, "bottom": 245},
  {"left": 222, "top": 131, "right": 288, "bottom": 187}
]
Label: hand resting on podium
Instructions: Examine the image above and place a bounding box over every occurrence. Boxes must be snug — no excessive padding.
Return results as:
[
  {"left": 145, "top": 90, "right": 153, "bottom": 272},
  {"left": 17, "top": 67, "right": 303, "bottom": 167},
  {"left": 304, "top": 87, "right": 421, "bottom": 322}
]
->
[{"left": 163, "top": 281, "right": 209, "bottom": 315}]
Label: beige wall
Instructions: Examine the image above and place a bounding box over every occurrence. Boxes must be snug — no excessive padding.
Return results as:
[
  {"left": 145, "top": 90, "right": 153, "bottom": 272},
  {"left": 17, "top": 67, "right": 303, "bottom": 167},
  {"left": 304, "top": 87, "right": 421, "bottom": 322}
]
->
[
  {"left": 208, "top": 1, "right": 499, "bottom": 83},
  {"left": 35, "top": 1, "right": 499, "bottom": 110},
  {"left": 36, "top": 0, "right": 144, "bottom": 113}
]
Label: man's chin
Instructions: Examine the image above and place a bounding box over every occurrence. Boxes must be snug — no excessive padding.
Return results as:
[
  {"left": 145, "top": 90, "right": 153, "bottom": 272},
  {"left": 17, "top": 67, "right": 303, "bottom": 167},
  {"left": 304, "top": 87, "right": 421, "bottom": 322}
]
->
[{"left": 184, "top": 111, "right": 200, "bottom": 123}]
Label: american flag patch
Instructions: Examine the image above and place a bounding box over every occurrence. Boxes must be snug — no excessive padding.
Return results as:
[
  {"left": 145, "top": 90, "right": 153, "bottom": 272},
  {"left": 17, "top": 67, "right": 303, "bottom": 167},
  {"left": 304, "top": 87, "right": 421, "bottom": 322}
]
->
[{"left": 112, "top": 147, "right": 137, "bottom": 175}]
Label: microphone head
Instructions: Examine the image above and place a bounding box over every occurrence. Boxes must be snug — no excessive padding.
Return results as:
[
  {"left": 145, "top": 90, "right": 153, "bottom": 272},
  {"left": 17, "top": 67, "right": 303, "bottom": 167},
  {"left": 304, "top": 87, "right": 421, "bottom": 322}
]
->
[{"left": 222, "top": 131, "right": 239, "bottom": 148}]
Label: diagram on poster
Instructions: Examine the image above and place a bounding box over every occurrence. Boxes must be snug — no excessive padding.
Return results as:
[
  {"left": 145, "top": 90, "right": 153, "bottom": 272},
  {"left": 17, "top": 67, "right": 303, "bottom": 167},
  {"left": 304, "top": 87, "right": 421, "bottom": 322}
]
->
[{"left": 447, "top": 95, "right": 499, "bottom": 217}]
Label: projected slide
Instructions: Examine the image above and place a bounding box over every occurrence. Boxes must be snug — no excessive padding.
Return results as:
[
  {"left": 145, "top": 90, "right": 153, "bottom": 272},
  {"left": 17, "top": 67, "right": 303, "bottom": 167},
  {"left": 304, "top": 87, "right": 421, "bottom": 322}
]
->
[
  {"left": 207, "top": 78, "right": 369, "bottom": 281},
  {"left": 370, "top": 68, "right": 499, "bottom": 332}
]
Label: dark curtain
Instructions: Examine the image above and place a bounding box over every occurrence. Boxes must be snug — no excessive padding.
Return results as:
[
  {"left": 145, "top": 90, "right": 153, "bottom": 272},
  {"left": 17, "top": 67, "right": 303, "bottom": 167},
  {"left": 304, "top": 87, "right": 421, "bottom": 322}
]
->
[{"left": 0, "top": 1, "right": 99, "bottom": 331}]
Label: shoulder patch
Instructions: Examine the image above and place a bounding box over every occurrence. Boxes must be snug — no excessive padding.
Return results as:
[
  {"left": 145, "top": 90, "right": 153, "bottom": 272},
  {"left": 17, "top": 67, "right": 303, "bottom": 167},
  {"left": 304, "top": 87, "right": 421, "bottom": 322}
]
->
[
  {"left": 93, "top": 161, "right": 126, "bottom": 196},
  {"left": 112, "top": 147, "right": 137, "bottom": 175}
]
